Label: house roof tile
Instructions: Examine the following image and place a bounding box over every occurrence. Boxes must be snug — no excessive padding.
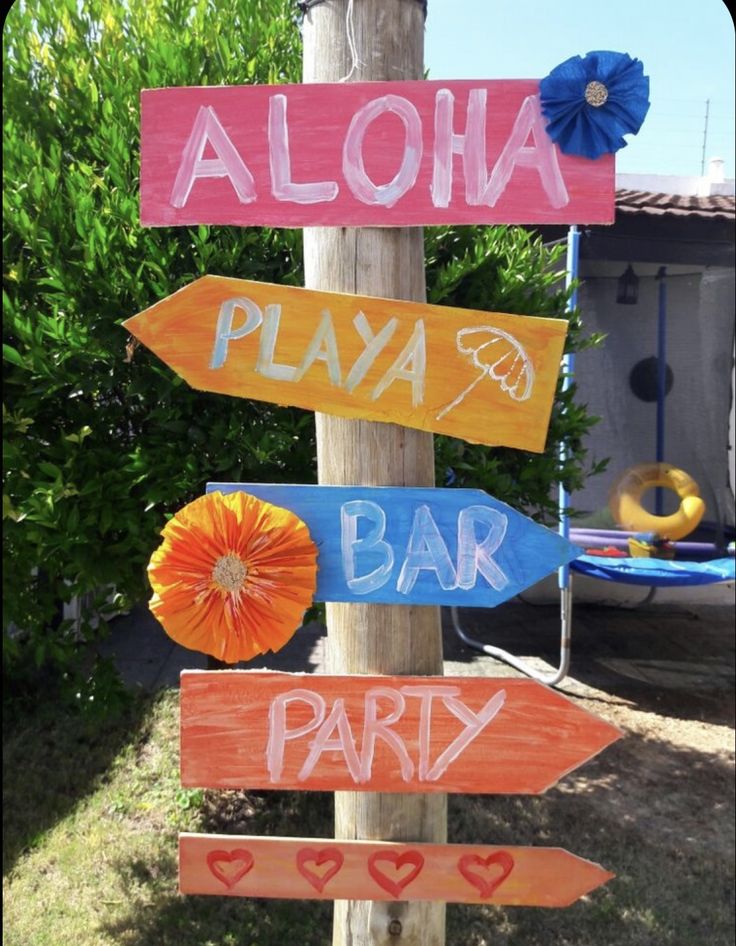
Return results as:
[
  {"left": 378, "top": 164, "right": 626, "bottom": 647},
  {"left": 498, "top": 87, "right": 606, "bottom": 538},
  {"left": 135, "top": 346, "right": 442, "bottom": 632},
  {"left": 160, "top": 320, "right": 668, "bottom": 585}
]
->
[{"left": 616, "top": 189, "right": 735, "bottom": 221}]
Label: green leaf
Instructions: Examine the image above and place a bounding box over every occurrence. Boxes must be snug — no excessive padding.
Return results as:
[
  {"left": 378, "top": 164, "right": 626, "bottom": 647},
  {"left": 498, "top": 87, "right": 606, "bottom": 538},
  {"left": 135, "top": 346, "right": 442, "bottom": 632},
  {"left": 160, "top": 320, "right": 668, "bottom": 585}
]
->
[
  {"left": 3, "top": 344, "right": 25, "bottom": 368},
  {"left": 3, "top": 494, "right": 18, "bottom": 520},
  {"left": 38, "top": 462, "right": 62, "bottom": 480},
  {"left": 99, "top": 506, "right": 113, "bottom": 536}
]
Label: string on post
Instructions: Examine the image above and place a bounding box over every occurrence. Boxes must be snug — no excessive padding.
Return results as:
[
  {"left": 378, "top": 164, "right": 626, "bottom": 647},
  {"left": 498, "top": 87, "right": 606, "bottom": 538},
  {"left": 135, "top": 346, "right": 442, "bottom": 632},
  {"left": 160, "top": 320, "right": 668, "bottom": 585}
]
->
[
  {"left": 297, "top": 1, "right": 428, "bottom": 23},
  {"left": 338, "top": 0, "right": 362, "bottom": 82}
]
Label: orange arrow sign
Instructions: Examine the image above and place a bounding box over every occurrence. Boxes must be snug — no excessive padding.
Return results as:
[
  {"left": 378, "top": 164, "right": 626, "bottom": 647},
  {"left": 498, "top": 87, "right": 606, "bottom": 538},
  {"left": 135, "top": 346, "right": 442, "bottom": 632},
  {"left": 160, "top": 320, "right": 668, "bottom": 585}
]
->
[
  {"left": 123, "top": 276, "right": 567, "bottom": 452},
  {"left": 179, "top": 834, "right": 614, "bottom": 906},
  {"left": 180, "top": 671, "right": 621, "bottom": 794}
]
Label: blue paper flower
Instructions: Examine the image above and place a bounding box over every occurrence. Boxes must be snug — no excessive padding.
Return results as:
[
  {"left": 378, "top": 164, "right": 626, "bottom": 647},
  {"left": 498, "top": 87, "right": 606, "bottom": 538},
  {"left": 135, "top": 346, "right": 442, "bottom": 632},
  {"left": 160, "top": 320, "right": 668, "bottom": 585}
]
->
[{"left": 539, "top": 51, "right": 650, "bottom": 160}]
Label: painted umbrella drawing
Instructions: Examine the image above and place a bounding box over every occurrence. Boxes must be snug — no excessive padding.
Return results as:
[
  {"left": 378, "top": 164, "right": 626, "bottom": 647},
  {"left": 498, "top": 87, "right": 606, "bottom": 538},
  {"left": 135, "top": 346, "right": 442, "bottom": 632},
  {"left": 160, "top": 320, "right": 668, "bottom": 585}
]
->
[{"left": 436, "top": 326, "right": 535, "bottom": 420}]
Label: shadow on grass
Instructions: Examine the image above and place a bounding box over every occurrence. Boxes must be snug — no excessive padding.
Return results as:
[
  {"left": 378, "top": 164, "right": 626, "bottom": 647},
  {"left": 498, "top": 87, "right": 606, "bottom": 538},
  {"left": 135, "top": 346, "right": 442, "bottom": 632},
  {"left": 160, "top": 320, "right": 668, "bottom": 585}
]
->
[
  {"left": 101, "top": 791, "right": 334, "bottom": 946},
  {"left": 101, "top": 848, "right": 333, "bottom": 946},
  {"left": 98, "top": 733, "right": 732, "bottom": 946},
  {"left": 445, "top": 734, "right": 735, "bottom": 946},
  {"left": 3, "top": 692, "right": 155, "bottom": 876}
]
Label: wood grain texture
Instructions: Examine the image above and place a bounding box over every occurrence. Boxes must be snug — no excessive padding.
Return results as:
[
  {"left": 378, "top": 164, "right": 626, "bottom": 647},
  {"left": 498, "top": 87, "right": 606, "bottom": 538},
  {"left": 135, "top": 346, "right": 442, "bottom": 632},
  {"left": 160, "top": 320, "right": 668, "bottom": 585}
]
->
[
  {"left": 122, "top": 276, "right": 567, "bottom": 452},
  {"left": 140, "top": 80, "right": 615, "bottom": 228},
  {"left": 179, "top": 671, "right": 622, "bottom": 794},
  {"left": 206, "top": 483, "right": 581, "bottom": 606},
  {"left": 303, "top": 5, "right": 440, "bottom": 943},
  {"left": 179, "top": 834, "right": 614, "bottom": 907}
]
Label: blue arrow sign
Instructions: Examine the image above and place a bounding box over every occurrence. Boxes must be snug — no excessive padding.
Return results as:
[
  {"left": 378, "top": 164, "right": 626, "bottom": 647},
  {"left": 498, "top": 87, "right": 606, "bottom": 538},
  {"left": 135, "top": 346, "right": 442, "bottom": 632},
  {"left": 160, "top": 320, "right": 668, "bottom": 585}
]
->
[{"left": 207, "top": 483, "right": 580, "bottom": 608}]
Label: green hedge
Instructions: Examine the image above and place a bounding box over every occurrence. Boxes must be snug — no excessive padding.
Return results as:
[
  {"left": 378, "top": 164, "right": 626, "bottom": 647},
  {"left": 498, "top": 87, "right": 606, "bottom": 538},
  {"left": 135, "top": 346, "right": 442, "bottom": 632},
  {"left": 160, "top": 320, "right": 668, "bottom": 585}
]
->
[{"left": 3, "top": 0, "right": 604, "bottom": 702}]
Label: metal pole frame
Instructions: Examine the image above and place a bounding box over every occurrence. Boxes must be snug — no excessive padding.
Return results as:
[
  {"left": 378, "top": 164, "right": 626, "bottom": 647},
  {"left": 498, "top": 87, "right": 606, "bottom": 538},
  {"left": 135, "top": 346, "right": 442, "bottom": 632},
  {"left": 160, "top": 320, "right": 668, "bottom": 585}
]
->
[
  {"left": 450, "top": 225, "right": 580, "bottom": 688},
  {"left": 655, "top": 266, "right": 668, "bottom": 515}
]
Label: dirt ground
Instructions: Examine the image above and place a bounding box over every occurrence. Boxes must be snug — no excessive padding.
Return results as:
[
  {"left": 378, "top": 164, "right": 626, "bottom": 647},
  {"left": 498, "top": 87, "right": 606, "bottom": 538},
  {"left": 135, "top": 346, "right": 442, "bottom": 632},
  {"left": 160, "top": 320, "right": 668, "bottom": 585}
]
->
[
  {"left": 94, "top": 592, "right": 734, "bottom": 944},
  {"left": 445, "top": 598, "right": 735, "bottom": 836},
  {"left": 189, "top": 596, "right": 735, "bottom": 944},
  {"left": 167, "top": 594, "right": 736, "bottom": 878},
  {"left": 432, "top": 597, "right": 735, "bottom": 944}
]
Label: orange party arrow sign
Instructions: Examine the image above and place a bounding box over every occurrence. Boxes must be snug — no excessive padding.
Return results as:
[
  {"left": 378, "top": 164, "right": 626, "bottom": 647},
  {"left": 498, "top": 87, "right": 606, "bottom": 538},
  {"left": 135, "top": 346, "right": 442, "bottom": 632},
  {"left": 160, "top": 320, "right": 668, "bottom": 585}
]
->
[
  {"left": 123, "top": 276, "right": 567, "bottom": 452},
  {"left": 180, "top": 671, "right": 621, "bottom": 795},
  {"left": 179, "top": 834, "right": 614, "bottom": 906}
]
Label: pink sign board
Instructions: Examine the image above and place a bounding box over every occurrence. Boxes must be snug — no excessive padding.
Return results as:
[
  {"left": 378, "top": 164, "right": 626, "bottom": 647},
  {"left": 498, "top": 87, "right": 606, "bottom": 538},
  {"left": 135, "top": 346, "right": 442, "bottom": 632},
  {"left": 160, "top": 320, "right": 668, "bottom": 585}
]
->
[{"left": 141, "top": 79, "right": 614, "bottom": 228}]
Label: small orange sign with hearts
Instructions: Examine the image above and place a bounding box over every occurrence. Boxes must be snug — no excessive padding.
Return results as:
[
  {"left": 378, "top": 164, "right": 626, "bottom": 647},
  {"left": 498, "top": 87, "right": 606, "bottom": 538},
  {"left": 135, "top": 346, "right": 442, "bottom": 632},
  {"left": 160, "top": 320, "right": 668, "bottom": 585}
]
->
[
  {"left": 296, "top": 847, "right": 344, "bottom": 893},
  {"left": 458, "top": 851, "right": 515, "bottom": 898},
  {"left": 205, "top": 849, "right": 254, "bottom": 889},
  {"left": 180, "top": 834, "right": 613, "bottom": 906},
  {"left": 367, "top": 850, "right": 425, "bottom": 898}
]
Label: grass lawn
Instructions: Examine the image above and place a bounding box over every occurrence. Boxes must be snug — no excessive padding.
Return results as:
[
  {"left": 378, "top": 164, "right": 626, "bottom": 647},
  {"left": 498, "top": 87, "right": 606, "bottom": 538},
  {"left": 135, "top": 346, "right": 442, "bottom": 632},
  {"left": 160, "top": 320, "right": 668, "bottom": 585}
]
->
[{"left": 4, "top": 685, "right": 734, "bottom": 945}]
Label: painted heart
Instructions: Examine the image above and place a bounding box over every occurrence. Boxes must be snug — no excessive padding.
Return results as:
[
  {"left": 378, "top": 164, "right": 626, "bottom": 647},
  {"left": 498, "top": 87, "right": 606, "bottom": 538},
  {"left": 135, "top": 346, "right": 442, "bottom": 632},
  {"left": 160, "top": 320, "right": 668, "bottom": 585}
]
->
[
  {"left": 206, "top": 848, "right": 254, "bottom": 889},
  {"left": 457, "top": 851, "right": 514, "bottom": 898},
  {"left": 296, "top": 847, "right": 344, "bottom": 893},
  {"left": 367, "top": 850, "right": 424, "bottom": 898}
]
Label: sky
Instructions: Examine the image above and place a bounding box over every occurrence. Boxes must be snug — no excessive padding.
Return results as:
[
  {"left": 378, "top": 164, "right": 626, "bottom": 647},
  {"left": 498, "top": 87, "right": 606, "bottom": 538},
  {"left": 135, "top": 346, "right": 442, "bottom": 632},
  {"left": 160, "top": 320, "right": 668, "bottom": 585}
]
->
[{"left": 424, "top": 0, "right": 735, "bottom": 181}]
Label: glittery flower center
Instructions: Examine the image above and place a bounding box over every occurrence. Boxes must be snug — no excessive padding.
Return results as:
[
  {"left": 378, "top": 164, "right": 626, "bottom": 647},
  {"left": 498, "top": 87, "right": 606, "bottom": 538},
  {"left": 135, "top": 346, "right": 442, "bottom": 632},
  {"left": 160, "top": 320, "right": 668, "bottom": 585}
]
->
[
  {"left": 584, "top": 81, "right": 609, "bottom": 107},
  {"left": 212, "top": 554, "right": 248, "bottom": 593}
]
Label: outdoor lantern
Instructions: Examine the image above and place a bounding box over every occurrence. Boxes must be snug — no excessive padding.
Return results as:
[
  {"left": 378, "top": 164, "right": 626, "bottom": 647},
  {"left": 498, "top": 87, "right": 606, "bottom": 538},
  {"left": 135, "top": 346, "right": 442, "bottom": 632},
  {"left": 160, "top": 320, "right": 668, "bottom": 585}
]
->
[{"left": 616, "top": 264, "right": 639, "bottom": 305}]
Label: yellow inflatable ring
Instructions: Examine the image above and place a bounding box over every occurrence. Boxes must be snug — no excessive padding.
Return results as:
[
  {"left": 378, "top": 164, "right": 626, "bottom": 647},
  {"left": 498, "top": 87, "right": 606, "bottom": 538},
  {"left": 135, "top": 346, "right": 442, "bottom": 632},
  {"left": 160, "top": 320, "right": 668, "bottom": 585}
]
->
[{"left": 608, "top": 463, "right": 705, "bottom": 541}]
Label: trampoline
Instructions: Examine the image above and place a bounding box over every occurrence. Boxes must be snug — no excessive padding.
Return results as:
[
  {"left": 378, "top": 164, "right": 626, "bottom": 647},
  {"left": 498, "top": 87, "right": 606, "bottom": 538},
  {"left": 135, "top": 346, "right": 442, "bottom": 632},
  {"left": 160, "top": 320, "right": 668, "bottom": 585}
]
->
[{"left": 451, "top": 225, "right": 735, "bottom": 686}]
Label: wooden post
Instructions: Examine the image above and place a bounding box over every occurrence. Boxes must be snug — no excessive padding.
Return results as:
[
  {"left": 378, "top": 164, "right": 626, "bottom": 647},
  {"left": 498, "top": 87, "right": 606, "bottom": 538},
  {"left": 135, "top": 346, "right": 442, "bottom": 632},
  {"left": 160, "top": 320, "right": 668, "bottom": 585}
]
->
[{"left": 302, "top": 2, "right": 447, "bottom": 944}]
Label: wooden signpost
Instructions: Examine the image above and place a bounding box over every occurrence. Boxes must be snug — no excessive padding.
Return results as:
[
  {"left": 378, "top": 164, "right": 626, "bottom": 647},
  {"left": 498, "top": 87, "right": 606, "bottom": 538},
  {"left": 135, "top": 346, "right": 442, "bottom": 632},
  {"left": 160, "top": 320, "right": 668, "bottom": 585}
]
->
[
  {"left": 123, "top": 275, "right": 568, "bottom": 452},
  {"left": 179, "top": 835, "right": 613, "bottom": 907},
  {"left": 180, "top": 671, "right": 621, "bottom": 795},
  {"left": 132, "top": 4, "right": 634, "bottom": 938},
  {"left": 140, "top": 79, "right": 614, "bottom": 228},
  {"left": 206, "top": 483, "right": 581, "bottom": 607}
]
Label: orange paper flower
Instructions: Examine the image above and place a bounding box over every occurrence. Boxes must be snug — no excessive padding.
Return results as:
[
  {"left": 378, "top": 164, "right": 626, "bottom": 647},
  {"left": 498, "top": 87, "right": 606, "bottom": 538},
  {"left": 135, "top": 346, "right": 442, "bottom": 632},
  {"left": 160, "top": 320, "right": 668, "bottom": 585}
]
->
[{"left": 148, "top": 491, "right": 318, "bottom": 664}]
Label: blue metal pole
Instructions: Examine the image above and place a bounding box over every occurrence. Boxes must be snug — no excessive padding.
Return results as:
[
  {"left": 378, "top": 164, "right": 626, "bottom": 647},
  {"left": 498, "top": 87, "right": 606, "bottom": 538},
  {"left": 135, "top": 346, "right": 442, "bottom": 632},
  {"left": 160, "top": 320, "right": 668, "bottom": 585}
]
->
[
  {"left": 655, "top": 266, "right": 667, "bottom": 515},
  {"left": 449, "top": 226, "right": 580, "bottom": 686},
  {"left": 559, "top": 225, "right": 580, "bottom": 590}
]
